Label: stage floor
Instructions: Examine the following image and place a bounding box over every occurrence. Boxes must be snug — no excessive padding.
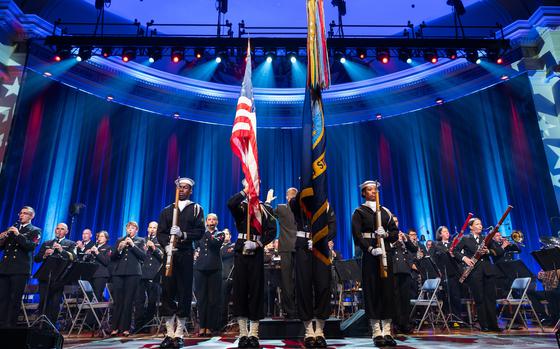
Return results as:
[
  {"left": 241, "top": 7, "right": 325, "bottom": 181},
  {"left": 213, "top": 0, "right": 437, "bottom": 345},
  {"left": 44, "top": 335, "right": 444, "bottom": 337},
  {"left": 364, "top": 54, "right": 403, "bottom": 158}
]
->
[{"left": 64, "top": 333, "right": 558, "bottom": 348}]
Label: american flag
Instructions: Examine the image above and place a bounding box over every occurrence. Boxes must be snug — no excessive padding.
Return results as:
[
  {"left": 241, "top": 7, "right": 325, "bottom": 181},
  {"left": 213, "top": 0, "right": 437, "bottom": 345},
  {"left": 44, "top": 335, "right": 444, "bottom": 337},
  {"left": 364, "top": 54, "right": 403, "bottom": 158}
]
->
[{"left": 230, "top": 41, "right": 262, "bottom": 234}]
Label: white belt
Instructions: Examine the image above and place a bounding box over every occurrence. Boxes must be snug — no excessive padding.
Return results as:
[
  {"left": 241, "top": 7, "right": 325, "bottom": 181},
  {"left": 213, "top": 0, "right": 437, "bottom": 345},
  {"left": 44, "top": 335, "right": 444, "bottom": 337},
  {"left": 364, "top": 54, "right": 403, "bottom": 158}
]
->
[
  {"left": 296, "top": 231, "right": 311, "bottom": 239},
  {"left": 362, "top": 232, "right": 375, "bottom": 239},
  {"left": 238, "top": 234, "right": 260, "bottom": 241}
]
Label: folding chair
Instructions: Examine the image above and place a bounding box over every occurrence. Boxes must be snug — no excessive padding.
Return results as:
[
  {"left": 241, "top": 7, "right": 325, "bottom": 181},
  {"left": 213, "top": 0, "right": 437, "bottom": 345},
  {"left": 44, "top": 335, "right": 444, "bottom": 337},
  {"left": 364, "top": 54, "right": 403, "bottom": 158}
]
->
[
  {"left": 68, "top": 280, "right": 111, "bottom": 336},
  {"left": 409, "top": 278, "right": 450, "bottom": 332},
  {"left": 20, "top": 284, "right": 40, "bottom": 326},
  {"left": 497, "top": 277, "right": 544, "bottom": 332}
]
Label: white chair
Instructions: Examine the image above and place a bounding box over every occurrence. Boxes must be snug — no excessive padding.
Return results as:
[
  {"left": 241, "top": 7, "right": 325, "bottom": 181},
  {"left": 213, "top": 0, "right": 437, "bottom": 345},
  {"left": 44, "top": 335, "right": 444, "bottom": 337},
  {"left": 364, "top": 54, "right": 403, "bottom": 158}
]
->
[
  {"left": 497, "top": 277, "right": 544, "bottom": 332},
  {"left": 409, "top": 278, "right": 450, "bottom": 332},
  {"left": 68, "top": 280, "right": 111, "bottom": 336}
]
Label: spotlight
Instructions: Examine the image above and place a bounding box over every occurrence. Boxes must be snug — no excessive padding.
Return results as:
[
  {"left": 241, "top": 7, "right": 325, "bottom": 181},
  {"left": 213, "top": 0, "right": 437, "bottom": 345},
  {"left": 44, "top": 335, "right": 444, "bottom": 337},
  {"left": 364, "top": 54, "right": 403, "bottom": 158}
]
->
[
  {"left": 334, "top": 50, "right": 346, "bottom": 64},
  {"left": 476, "top": 58, "right": 481, "bottom": 64},
  {"left": 357, "top": 48, "right": 367, "bottom": 60},
  {"left": 173, "top": 112, "right": 180, "bottom": 119},
  {"left": 264, "top": 48, "right": 276, "bottom": 63},
  {"left": 43, "top": 72, "right": 52, "bottom": 77},
  {"left": 287, "top": 49, "right": 298, "bottom": 64},
  {"left": 500, "top": 74, "right": 509, "bottom": 80},
  {"left": 54, "top": 45, "right": 70, "bottom": 62},
  {"left": 435, "top": 97, "right": 444, "bottom": 105},
  {"left": 424, "top": 49, "right": 438, "bottom": 64},
  {"left": 376, "top": 113, "right": 382, "bottom": 120},
  {"left": 215, "top": 52, "right": 227, "bottom": 64},
  {"left": 486, "top": 49, "right": 503, "bottom": 64},
  {"left": 290, "top": 56, "right": 297, "bottom": 64},
  {"left": 340, "top": 57, "right": 346, "bottom": 64},
  {"left": 446, "top": 49, "right": 457, "bottom": 60},
  {"left": 106, "top": 95, "right": 114, "bottom": 101},
  {"left": 376, "top": 48, "right": 390, "bottom": 64},
  {"left": 465, "top": 49, "right": 479, "bottom": 64},
  {"left": 215, "top": 56, "right": 222, "bottom": 63},
  {"left": 171, "top": 47, "right": 184, "bottom": 63},
  {"left": 194, "top": 47, "right": 205, "bottom": 59},
  {"left": 398, "top": 48, "right": 411, "bottom": 63},
  {"left": 148, "top": 47, "right": 162, "bottom": 63},
  {"left": 101, "top": 47, "right": 112, "bottom": 58},
  {"left": 77, "top": 46, "right": 92, "bottom": 61},
  {"left": 266, "top": 56, "right": 273, "bottom": 63},
  {"left": 122, "top": 47, "right": 136, "bottom": 62}
]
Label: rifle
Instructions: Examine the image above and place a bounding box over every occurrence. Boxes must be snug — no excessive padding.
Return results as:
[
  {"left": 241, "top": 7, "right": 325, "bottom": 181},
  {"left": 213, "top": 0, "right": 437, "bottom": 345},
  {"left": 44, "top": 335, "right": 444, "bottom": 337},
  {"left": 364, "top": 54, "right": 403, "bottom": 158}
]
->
[
  {"left": 375, "top": 190, "right": 388, "bottom": 278},
  {"left": 459, "top": 205, "right": 513, "bottom": 283},
  {"left": 449, "top": 212, "right": 474, "bottom": 254},
  {"left": 164, "top": 186, "right": 180, "bottom": 277}
]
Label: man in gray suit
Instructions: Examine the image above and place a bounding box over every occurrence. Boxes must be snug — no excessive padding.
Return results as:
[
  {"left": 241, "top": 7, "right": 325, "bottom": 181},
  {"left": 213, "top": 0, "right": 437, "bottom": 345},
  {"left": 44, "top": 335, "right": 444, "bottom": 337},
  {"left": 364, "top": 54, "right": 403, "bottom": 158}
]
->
[{"left": 271, "top": 187, "right": 298, "bottom": 319}]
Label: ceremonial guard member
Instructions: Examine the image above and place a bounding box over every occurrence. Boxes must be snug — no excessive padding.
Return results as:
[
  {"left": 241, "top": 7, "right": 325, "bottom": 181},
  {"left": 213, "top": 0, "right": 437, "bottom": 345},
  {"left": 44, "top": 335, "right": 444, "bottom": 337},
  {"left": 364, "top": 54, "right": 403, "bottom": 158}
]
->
[
  {"left": 34, "top": 222, "right": 76, "bottom": 325},
  {"left": 453, "top": 218, "right": 503, "bottom": 332},
  {"left": 110, "top": 221, "right": 146, "bottom": 336},
  {"left": 158, "top": 177, "right": 205, "bottom": 349},
  {"left": 289, "top": 191, "right": 336, "bottom": 348},
  {"left": 0, "top": 206, "right": 41, "bottom": 328},
  {"left": 76, "top": 228, "right": 95, "bottom": 261},
  {"left": 227, "top": 180, "right": 277, "bottom": 349},
  {"left": 135, "top": 221, "right": 163, "bottom": 331},
  {"left": 86, "top": 230, "right": 112, "bottom": 301},
  {"left": 194, "top": 213, "right": 225, "bottom": 336},
  {"left": 351, "top": 181, "right": 399, "bottom": 347}
]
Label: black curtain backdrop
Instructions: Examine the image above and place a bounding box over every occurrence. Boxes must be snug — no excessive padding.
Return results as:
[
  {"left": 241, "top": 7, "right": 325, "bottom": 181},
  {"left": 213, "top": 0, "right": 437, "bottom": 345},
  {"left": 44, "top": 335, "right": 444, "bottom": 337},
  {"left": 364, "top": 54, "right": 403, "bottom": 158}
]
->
[{"left": 0, "top": 71, "right": 557, "bottom": 273}]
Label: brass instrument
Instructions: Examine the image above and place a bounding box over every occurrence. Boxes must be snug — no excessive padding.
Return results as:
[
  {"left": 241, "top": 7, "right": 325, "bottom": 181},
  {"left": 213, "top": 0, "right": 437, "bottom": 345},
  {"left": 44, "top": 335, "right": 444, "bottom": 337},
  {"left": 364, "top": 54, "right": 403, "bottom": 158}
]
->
[{"left": 509, "top": 230, "right": 524, "bottom": 246}]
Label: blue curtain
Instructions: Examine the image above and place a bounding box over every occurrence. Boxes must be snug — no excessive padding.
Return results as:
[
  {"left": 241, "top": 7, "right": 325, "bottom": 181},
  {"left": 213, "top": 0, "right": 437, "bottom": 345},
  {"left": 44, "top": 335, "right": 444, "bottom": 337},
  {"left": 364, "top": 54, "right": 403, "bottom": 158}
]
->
[{"left": 0, "top": 71, "right": 557, "bottom": 273}]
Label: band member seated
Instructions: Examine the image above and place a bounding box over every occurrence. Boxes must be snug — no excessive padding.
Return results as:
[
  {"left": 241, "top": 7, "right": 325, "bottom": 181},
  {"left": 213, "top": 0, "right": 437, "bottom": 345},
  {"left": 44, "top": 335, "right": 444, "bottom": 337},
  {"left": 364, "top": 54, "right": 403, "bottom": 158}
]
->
[
  {"left": 434, "top": 226, "right": 462, "bottom": 323},
  {"left": 86, "top": 230, "right": 112, "bottom": 301},
  {"left": 135, "top": 221, "right": 163, "bottom": 332},
  {"left": 351, "top": 180, "right": 399, "bottom": 347},
  {"left": 0, "top": 206, "right": 41, "bottom": 328},
  {"left": 528, "top": 268, "right": 560, "bottom": 325},
  {"left": 453, "top": 218, "right": 503, "bottom": 332},
  {"left": 110, "top": 221, "right": 146, "bottom": 337},
  {"left": 158, "top": 177, "right": 205, "bottom": 349},
  {"left": 194, "top": 213, "right": 225, "bottom": 336},
  {"left": 228, "top": 180, "right": 277, "bottom": 349},
  {"left": 390, "top": 216, "right": 417, "bottom": 334},
  {"left": 34, "top": 222, "right": 76, "bottom": 326},
  {"left": 76, "top": 228, "right": 95, "bottom": 261},
  {"left": 491, "top": 232, "right": 521, "bottom": 264}
]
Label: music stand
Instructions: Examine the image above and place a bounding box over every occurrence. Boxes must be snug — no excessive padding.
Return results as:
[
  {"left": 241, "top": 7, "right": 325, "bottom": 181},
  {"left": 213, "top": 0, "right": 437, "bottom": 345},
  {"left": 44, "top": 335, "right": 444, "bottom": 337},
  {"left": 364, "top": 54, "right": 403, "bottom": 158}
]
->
[
  {"left": 59, "top": 261, "right": 98, "bottom": 285},
  {"left": 32, "top": 256, "right": 71, "bottom": 330},
  {"left": 496, "top": 260, "right": 533, "bottom": 280},
  {"left": 417, "top": 257, "right": 439, "bottom": 280},
  {"left": 531, "top": 248, "right": 560, "bottom": 331}
]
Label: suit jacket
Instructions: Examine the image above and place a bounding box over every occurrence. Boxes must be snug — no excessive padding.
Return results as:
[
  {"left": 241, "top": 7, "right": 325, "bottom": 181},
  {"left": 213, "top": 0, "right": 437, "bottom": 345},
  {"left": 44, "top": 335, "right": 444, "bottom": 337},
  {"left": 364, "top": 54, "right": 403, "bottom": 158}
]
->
[
  {"left": 77, "top": 240, "right": 95, "bottom": 261},
  {"left": 490, "top": 242, "right": 521, "bottom": 264},
  {"left": 453, "top": 234, "right": 503, "bottom": 277},
  {"left": 275, "top": 204, "right": 297, "bottom": 253},
  {"left": 0, "top": 223, "right": 41, "bottom": 275},
  {"left": 390, "top": 239, "right": 417, "bottom": 274},
  {"left": 34, "top": 237, "right": 77, "bottom": 263},
  {"left": 195, "top": 230, "right": 225, "bottom": 271},
  {"left": 111, "top": 236, "right": 146, "bottom": 276},
  {"left": 157, "top": 201, "right": 205, "bottom": 251},
  {"left": 92, "top": 243, "right": 112, "bottom": 278},
  {"left": 221, "top": 242, "right": 235, "bottom": 279},
  {"left": 142, "top": 235, "right": 163, "bottom": 280},
  {"left": 433, "top": 240, "right": 461, "bottom": 277}
]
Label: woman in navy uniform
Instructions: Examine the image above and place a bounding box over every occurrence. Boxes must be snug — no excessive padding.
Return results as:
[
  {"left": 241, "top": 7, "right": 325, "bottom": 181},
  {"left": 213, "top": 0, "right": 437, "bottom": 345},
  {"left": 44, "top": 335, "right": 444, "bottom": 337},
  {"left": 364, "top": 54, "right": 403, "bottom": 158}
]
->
[
  {"left": 227, "top": 180, "right": 277, "bottom": 349},
  {"left": 434, "top": 226, "right": 462, "bottom": 322},
  {"left": 351, "top": 181, "right": 399, "bottom": 347},
  {"left": 0, "top": 206, "right": 41, "bottom": 328},
  {"left": 86, "top": 230, "right": 112, "bottom": 301},
  {"left": 110, "top": 221, "right": 146, "bottom": 336},
  {"left": 194, "top": 213, "right": 225, "bottom": 336}
]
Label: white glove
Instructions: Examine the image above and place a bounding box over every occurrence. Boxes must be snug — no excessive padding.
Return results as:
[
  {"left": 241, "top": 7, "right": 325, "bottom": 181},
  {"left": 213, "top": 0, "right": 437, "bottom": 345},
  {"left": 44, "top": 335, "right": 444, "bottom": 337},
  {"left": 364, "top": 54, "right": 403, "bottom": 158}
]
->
[
  {"left": 375, "top": 226, "right": 388, "bottom": 238},
  {"left": 170, "top": 226, "right": 182, "bottom": 237},
  {"left": 307, "top": 239, "right": 313, "bottom": 250},
  {"left": 165, "top": 244, "right": 173, "bottom": 256},
  {"left": 370, "top": 247, "right": 384, "bottom": 256},
  {"left": 243, "top": 240, "right": 258, "bottom": 252}
]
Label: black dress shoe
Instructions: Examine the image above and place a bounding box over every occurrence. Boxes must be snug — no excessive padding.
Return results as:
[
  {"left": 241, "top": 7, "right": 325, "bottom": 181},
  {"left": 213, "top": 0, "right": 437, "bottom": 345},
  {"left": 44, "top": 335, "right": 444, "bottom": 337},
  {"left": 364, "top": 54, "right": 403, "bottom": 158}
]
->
[
  {"left": 173, "top": 337, "right": 184, "bottom": 348},
  {"left": 480, "top": 327, "right": 490, "bottom": 332},
  {"left": 303, "top": 336, "right": 316, "bottom": 348},
  {"left": 489, "top": 327, "right": 503, "bottom": 333},
  {"left": 384, "top": 335, "right": 397, "bottom": 347},
  {"left": 315, "top": 336, "right": 327, "bottom": 348},
  {"left": 373, "top": 336, "right": 386, "bottom": 347},
  {"left": 238, "top": 336, "right": 249, "bottom": 348},
  {"left": 247, "top": 336, "right": 260, "bottom": 348},
  {"left": 159, "top": 336, "right": 174, "bottom": 349}
]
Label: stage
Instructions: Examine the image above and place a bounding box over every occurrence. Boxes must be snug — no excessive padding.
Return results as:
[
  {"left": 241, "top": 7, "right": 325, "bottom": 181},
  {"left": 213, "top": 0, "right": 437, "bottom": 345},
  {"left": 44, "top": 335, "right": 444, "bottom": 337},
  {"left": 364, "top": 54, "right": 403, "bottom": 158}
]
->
[{"left": 63, "top": 332, "right": 558, "bottom": 348}]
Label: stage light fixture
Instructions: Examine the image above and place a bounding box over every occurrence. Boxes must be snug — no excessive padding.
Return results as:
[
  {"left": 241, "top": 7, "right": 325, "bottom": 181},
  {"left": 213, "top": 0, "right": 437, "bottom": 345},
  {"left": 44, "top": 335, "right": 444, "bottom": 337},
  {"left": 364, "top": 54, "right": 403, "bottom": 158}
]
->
[
  {"left": 101, "top": 47, "right": 112, "bottom": 58},
  {"left": 334, "top": 50, "right": 346, "bottom": 64},
  {"left": 435, "top": 97, "right": 444, "bottom": 105},
  {"left": 106, "top": 95, "right": 114, "bottom": 101},
  {"left": 397, "top": 48, "right": 411, "bottom": 63},
  {"left": 376, "top": 113, "right": 382, "bottom": 120},
  {"left": 500, "top": 75, "right": 509, "bottom": 80},
  {"left": 215, "top": 52, "right": 227, "bottom": 64},
  {"left": 54, "top": 45, "right": 70, "bottom": 62},
  {"left": 376, "top": 48, "right": 390, "bottom": 64},
  {"left": 264, "top": 48, "right": 276, "bottom": 63},
  {"left": 194, "top": 47, "right": 205, "bottom": 59},
  {"left": 173, "top": 112, "right": 180, "bottom": 118},
  {"left": 77, "top": 46, "right": 92, "bottom": 61},
  {"left": 43, "top": 72, "right": 52, "bottom": 77},
  {"left": 424, "top": 49, "right": 438, "bottom": 64},
  {"left": 357, "top": 48, "right": 367, "bottom": 60},
  {"left": 122, "top": 47, "right": 136, "bottom": 62},
  {"left": 446, "top": 49, "right": 457, "bottom": 60},
  {"left": 215, "top": 56, "right": 222, "bottom": 63},
  {"left": 465, "top": 49, "right": 478, "bottom": 64},
  {"left": 148, "top": 47, "right": 162, "bottom": 63},
  {"left": 290, "top": 56, "right": 297, "bottom": 64},
  {"left": 171, "top": 47, "right": 184, "bottom": 63},
  {"left": 486, "top": 49, "right": 503, "bottom": 64}
]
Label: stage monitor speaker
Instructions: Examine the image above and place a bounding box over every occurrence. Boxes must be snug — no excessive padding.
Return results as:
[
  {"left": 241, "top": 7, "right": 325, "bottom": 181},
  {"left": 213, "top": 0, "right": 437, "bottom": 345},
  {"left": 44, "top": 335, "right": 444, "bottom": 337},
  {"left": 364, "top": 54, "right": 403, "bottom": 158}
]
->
[
  {"left": 0, "top": 327, "right": 64, "bottom": 349},
  {"left": 341, "top": 309, "right": 370, "bottom": 337}
]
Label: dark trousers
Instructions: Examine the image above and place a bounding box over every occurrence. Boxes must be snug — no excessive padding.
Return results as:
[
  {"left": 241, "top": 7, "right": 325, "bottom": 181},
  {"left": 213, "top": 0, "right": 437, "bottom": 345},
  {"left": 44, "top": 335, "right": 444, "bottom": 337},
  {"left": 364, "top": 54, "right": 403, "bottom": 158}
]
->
[
  {"left": 467, "top": 268, "right": 498, "bottom": 329},
  {"left": 134, "top": 279, "right": 161, "bottom": 327},
  {"left": 279, "top": 251, "right": 296, "bottom": 317},
  {"left": 194, "top": 269, "right": 222, "bottom": 330},
  {"left": 221, "top": 277, "right": 233, "bottom": 327},
  {"left": 233, "top": 250, "right": 264, "bottom": 320},
  {"left": 528, "top": 288, "right": 560, "bottom": 322},
  {"left": 394, "top": 273, "right": 412, "bottom": 328},
  {"left": 38, "top": 281, "right": 64, "bottom": 326},
  {"left": 0, "top": 274, "right": 28, "bottom": 327},
  {"left": 295, "top": 248, "right": 332, "bottom": 321},
  {"left": 444, "top": 275, "right": 462, "bottom": 319},
  {"left": 112, "top": 275, "right": 140, "bottom": 332},
  {"left": 92, "top": 277, "right": 108, "bottom": 301},
  {"left": 161, "top": 250, "right": 194, "bottom": 318},
  {"left": 362, "top": 254, "right": 395, "bottom": 320}
]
